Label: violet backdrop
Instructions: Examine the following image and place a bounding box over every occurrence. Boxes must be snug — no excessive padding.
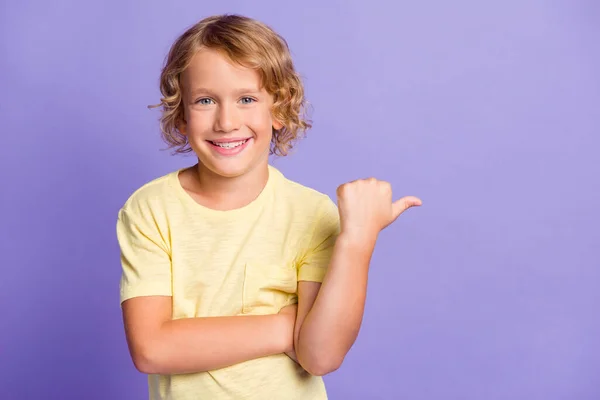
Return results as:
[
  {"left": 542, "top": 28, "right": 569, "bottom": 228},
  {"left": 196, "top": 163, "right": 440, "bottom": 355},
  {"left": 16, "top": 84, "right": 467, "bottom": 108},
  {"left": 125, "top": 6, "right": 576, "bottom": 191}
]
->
[{"left": 1, "top": 1, "right": 599, "bottom": 399}]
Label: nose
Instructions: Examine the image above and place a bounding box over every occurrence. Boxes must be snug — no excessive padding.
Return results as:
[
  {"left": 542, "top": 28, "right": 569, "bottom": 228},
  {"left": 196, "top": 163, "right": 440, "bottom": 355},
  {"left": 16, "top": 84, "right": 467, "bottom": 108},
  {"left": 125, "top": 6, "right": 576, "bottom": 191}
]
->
[{"left": 214, "top": 103, "right": 241, "bottom": 133}]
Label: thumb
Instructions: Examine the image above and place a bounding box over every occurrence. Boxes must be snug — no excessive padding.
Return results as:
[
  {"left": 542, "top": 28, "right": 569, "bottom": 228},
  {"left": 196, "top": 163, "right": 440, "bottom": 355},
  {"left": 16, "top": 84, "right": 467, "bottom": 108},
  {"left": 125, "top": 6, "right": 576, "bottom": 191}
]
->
[{"left": 391, "top": 196, "right": 423, "bottom": 220}]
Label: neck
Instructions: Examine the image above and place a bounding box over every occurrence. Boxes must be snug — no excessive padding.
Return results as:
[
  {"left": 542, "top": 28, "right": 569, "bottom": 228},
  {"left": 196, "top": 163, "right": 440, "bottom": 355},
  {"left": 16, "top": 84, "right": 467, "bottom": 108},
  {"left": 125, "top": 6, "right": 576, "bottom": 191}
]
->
[{"left": 191, "top": 160, "right": 269, "bottom": 211}]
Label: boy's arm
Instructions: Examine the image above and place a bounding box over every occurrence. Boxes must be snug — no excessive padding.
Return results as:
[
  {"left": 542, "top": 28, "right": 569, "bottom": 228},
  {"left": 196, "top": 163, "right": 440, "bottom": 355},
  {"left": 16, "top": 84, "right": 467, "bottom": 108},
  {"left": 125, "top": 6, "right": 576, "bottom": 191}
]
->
[
  {"left": 122, "top": 296, "right": 296, "bottom": 375},
  {"left": 293, "top": 233, "right": 373, "bottom": 376},
  {"left": 117, "top": 207, "right": 297, "bottom": 376},
  {"left": 294, "top": 180, "right": 421, "bottom": 376}
]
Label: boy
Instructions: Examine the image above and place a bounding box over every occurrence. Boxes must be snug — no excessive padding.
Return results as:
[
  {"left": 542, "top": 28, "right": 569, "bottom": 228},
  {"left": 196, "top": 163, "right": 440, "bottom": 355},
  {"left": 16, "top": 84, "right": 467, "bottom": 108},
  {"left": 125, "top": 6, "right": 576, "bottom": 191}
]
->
[{"left": 116, "top": 14, "right": 421, "bottom": 400}]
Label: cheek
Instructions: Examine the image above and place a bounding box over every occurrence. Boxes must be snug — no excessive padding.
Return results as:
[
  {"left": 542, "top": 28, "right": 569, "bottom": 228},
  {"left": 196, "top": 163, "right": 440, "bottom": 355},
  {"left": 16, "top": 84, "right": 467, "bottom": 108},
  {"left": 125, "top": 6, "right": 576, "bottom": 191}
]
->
[
  {"left": 186, "top": 109, "right": 213, "bottom": 129},
  {"left": 245, "top": 108, "right": 274, "bottom": 131}
]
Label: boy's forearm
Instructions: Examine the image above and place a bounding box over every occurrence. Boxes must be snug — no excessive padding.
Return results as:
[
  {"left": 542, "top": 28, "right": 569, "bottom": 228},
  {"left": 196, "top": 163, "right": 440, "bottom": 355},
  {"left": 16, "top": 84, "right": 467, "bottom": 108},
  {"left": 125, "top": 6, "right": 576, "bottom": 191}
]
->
[
  {"left": 296, "top": 232, "right": 376, "bottom": 375},
  {"left": 136, "top": 314, "right": 289, "bottom": 375}
]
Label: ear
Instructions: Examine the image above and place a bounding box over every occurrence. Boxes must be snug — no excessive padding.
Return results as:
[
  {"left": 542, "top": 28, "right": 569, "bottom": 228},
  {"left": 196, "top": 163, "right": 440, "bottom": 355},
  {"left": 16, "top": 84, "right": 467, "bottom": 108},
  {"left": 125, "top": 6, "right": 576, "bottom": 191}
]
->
[
  {"left": 272, "top": 119, "right": 284, "bottom": 131},
  {"left": 176, "top": 118, "right": 188, "bottom": 135}
]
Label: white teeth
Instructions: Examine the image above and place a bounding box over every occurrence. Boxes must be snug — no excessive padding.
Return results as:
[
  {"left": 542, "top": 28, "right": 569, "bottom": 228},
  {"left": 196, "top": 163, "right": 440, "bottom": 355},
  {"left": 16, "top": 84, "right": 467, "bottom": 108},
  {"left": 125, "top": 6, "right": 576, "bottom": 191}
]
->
[{"left": 212, "top": 139, "right": 247, "bottom": 149}]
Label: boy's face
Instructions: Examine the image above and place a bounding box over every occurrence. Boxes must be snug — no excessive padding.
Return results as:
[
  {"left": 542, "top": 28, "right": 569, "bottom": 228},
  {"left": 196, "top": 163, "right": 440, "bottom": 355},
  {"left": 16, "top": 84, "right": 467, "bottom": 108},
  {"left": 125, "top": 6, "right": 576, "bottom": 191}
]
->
[{"left": 179, "top": 48, "right": 282, "bottom": 179}]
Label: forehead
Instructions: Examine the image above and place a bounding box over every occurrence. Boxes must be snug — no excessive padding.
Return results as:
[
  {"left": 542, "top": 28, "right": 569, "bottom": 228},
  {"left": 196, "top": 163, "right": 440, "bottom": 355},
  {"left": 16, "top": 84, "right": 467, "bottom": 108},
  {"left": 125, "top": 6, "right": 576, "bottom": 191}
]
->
[{"left": 182, "top": 48, "right": 262, "bottom": 92}]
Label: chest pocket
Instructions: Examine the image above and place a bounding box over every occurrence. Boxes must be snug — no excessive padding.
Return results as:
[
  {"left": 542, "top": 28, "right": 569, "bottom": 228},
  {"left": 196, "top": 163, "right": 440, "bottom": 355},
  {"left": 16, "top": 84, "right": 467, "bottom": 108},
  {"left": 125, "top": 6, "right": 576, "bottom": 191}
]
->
[{"left": 242, "top": 263, "right": 298, "bottom": 315}]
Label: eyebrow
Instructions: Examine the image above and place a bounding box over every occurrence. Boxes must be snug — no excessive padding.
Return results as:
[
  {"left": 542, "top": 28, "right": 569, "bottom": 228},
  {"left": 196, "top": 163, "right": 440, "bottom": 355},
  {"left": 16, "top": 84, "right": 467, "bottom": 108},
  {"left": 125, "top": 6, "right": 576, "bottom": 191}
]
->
[{"left": 190, "top": 87, "right": 261, "bottom": 97}]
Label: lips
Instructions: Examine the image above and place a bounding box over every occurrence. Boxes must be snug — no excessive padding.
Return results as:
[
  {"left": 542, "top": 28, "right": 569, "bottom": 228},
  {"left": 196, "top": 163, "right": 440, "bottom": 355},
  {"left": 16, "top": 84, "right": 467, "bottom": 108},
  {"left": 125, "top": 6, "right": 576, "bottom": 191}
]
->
[
  {"left": 206, "top": 137, "right": 252, "bottom": 156},
  {"left": 207, "top": 138, "right": 250, "bottom": 149}
]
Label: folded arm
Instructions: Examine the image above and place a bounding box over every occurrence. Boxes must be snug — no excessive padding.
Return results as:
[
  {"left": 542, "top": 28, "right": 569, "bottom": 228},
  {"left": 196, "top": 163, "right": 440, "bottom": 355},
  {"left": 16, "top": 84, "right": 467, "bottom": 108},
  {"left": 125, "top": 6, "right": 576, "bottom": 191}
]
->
[{"left": 122, "top": 296, "right": 295, "bottom": 375}]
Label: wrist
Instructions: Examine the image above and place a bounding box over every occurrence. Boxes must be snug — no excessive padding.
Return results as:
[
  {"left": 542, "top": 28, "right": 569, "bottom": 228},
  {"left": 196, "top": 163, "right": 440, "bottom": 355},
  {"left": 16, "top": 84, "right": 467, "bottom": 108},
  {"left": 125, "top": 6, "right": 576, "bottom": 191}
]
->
[
  {"left": 337, "top": 229, "right": 377, "bottom": 251},
  {"left": 275, "top": 313, "right": 295, "bottom": 353}
]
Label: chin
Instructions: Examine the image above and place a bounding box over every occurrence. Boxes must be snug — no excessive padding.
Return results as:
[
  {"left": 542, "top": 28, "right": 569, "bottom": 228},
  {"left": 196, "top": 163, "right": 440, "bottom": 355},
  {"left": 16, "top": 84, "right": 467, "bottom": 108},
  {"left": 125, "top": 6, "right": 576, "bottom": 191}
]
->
[
  {"left": 201, "top": 156, "right": 266, "bottom": 179},
  {"left": 210, "top": 165, "right": 250, "bottom": 179}
]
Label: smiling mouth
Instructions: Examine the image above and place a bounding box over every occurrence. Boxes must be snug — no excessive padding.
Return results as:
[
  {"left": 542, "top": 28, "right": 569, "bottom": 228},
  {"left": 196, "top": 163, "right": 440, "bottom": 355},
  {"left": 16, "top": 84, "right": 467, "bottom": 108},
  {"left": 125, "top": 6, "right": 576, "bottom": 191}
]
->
[{"left": 207, "top": 139, "right": 250, "bottom": 149}]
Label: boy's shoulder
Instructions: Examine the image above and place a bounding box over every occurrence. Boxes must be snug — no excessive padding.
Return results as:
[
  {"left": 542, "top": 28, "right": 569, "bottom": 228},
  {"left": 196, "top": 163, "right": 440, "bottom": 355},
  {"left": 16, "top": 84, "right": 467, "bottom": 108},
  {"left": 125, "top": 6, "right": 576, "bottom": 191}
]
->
[
  {"left": 119, "top": 168, "right": 181, "bottom": 214},
  {"left": 270, "top": 165, "right": 337, "bottom": 211}
]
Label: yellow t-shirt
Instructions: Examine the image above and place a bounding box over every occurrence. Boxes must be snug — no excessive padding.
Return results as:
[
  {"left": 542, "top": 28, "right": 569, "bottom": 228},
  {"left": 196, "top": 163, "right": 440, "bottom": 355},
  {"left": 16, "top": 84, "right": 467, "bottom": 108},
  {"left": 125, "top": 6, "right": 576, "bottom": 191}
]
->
[{"left": 116, "top": 164, "right": 340, "bottom": 400}]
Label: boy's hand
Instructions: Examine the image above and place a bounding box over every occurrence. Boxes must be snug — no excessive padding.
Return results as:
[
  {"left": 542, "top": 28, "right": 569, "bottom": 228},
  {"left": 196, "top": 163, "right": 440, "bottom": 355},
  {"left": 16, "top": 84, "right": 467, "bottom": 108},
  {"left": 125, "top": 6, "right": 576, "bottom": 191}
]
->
[
  {"left": 336, "top": 178, "right": 422, "bottom": 241},
  {"left": 278, "top": 303, "right": 299, "bottom": 362}
]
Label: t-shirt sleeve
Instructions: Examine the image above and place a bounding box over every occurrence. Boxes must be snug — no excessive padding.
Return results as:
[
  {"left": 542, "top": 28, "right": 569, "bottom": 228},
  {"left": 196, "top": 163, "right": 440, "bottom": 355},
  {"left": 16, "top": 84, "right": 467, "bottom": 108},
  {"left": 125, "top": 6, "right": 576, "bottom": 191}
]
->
[
  {"left": 298, "top": 196, "right": 341, "bottom": 282},
  {"left": 116, "top": 207, "right": 172, "bottom": 304}
]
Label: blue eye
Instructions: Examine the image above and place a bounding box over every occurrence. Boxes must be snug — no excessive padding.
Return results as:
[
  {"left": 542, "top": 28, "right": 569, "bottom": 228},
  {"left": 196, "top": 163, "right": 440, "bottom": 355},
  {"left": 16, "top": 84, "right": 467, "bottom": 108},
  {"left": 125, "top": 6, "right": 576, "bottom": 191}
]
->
[
  {"left": 240, "top": 97, "right": 255, "bottom": 104},
  {"left": 196, "top": 98, "right": 214, "bottom": 105}
]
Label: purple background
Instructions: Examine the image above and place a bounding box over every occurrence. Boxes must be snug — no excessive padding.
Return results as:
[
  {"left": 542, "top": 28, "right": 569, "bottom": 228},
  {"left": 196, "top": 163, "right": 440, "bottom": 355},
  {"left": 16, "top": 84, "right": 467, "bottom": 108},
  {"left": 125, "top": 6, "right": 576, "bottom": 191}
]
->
[{"left": 1, "top": 1, "right": 599, "bottom": 399}]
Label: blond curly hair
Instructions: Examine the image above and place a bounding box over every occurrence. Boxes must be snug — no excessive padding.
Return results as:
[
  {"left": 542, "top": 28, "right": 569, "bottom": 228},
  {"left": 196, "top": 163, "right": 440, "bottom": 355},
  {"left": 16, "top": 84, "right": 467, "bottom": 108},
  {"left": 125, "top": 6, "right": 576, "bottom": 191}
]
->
[{"left": 150, "top": 14, "right": 312, "bottom": 156}]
